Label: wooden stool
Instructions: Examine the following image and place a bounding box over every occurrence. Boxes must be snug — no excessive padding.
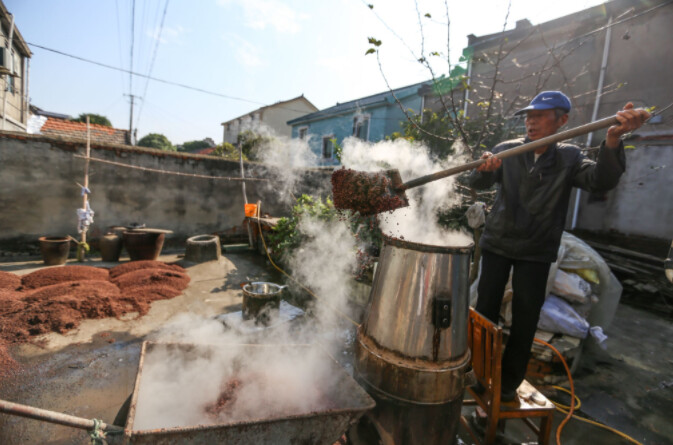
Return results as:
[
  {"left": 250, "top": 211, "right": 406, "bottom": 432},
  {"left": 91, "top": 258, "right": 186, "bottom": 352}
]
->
[{"left": 460, "top": 308, "right": 555, "bottom": 445}]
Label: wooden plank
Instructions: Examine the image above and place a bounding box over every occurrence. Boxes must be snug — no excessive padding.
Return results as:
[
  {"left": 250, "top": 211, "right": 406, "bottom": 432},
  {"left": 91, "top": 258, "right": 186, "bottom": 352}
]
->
[
  {"left": 584, "top": 240, "right": 665, "bottom": 264},
  {"left": 473, "top": 328, "right": 484, "bottom": 379}
]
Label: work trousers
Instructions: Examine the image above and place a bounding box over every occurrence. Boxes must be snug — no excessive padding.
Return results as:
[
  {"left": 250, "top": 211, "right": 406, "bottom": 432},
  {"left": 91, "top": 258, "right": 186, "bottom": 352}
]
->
[{"left": 475, "top": 250, "right": 551, "bottom": 394}]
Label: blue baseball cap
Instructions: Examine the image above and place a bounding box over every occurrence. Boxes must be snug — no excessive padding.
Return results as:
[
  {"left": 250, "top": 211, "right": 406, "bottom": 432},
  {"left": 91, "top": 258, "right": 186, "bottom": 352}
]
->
[{"left": 515, "top": 91, "right": 571, "bottom": 115}]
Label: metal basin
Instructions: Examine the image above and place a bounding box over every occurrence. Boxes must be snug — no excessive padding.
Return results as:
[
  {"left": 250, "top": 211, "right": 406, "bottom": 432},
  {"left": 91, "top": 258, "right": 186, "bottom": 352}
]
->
[
  {"left": 119, "top": 342, "right": 374, "bottom": 444},
  {"left": 241, "top": 282, "right": 287, "bottom": 322}
]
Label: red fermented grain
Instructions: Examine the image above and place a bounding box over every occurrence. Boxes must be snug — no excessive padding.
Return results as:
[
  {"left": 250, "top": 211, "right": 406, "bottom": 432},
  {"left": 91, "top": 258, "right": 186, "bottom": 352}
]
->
[
  {"left": 0, "top": 261, "right": 190, "bottom": 381},
  {"left": 109, "top": 260, "right": 183, "bottom": 279},
  {"left": 204, "top": 377, "right": 242, "bottom": 418},
  {"left": 331, "top": 168, "right": 407, "bottom": 216},
  {"left": 111, "top": 268, "right": 190, "bottom": 291},
  {"left": 21, "top": 265, "right": 110, "bottom": 289},
  {"left": 0, "top": 271, "right": 21, "bottom": 290},
  {"left": 118, "top": 285, "right": 184, "bottom": 316}
]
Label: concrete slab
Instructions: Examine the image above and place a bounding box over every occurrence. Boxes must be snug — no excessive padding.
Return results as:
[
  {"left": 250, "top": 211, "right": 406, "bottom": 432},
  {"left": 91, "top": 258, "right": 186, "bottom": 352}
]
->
[{"left": 1, "top": 253, "right": 672, "bottom": 444}]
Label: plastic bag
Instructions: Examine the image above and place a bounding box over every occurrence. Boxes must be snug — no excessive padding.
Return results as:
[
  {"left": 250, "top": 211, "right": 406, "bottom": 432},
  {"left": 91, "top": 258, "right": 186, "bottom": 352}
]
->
[
  {"left": 538, "top": 295, "right": 590, "bottom": 338},
  {"left": 538, "top": 295, "right": 608, "bottom": 349},
  {"left": 466, "top": 202, "right": 486, "bottom": 229},
  {"left": 551, "top": 269, "right": 591, "bottom": 304},
  {"left": 571, "top": 268, "right": 600, "bottom": 284}
]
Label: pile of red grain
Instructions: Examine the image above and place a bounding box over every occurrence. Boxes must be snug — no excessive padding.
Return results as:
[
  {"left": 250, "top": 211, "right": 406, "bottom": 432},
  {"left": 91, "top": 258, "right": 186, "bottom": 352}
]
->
[
  {"left": 0, "top": 261, "right": 190, "bottom": 380},
  {"left": 331, "top": 167, "right": 408, "bottom": 216}
]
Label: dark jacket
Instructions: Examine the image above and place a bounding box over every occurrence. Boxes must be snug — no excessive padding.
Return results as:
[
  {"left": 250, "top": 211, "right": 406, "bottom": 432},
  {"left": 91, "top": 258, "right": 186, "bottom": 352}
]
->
[{"left": 469, "top": 138, "right": 625, "bottom": 262}]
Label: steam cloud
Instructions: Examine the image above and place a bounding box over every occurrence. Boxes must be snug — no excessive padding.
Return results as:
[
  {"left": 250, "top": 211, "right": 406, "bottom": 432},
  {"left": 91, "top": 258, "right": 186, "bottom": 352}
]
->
[
  {"left": 340, "top": 136, "right": 472, "bottom": 246},
  {"left": 247, "top": 123, "right": 325, "bottom": 203},
  {"left": 132, "top": 135, "right": 472, "bottom": 431}
]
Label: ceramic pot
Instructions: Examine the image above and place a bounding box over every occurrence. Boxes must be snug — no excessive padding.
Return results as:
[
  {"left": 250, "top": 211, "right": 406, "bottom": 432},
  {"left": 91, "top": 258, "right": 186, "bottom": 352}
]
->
[
  {"left": 100, "top": 233, "right": 123, "bottom": 262},
  {"left": 122, "top": 231, "right": 165, "bottom": 261},
  {"left": 38, "top": 236, "right": 71, "bottom": 265}
]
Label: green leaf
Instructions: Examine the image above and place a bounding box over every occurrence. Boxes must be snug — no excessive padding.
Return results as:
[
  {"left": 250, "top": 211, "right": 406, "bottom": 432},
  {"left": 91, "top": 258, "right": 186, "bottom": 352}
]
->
[
  {"left": 367, "top": 3, "right": 373, "bottom": 9},
  {"left": 365, "top": 48, "right": 376, "bottom": 55},
  {"left": 430, "top": 51, "right": 440, "bottom": 56},
  {"left": 424, "top": 13, "right": 431, "bottom": 18},
  {"left": 367, "top": 37, "right": 382, "bottom": 47}
]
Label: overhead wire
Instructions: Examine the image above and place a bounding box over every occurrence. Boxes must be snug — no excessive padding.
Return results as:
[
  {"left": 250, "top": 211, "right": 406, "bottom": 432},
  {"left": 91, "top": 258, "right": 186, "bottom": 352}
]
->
[
  {"left": 114, "top": 0, "right": 126, "bottom": 94},
  {"left": 140, "top": 97, "right": 214, "bottom": 135},
  {"left": 25, "top": 42, "right": 313, "bottom": 115},
  {"left": 135, "top": 0, "right": 170, "bottom": 132},
  {"left": 130, "top": 0, "right": 135, "bottom": 100}
]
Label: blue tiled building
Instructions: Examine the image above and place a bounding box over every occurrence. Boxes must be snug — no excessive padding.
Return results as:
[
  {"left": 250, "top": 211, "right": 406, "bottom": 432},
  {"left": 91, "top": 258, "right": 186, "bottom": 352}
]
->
[{"left": 287, "top": 81, "right": 429, "bottom": 166}]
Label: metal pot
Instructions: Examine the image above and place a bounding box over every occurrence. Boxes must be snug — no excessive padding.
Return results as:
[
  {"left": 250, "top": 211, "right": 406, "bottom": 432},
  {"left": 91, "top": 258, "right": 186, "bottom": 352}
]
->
[
  {"left": 241, "top": 282, "right": 286, "bottom": 322},
  {"left": 354, "top": 235, "right": 473, "bottom": 444}
]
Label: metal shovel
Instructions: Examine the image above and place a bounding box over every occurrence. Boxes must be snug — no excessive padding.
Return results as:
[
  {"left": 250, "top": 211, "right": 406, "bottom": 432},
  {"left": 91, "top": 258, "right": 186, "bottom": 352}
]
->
[{"left": 333, "top": 115, "right": 620, "bottom": 216}]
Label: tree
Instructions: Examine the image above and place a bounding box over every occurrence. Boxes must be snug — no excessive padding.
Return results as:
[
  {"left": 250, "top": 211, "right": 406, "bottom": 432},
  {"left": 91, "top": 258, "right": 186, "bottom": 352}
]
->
[
  {"left": 237, "top": 130, "right": 272, "bottom": 161},
  {"left": 72, "top": 113, "right": 112, "bottom": 127},
  {"left": 180, "top": 139, "right": 211, "bottom": 153},
  {"left": 137, "top": 133, "right": 175, "bottom": 151},
  {"left": 212, "top": 142, "right": 244, "bottom": 160}
]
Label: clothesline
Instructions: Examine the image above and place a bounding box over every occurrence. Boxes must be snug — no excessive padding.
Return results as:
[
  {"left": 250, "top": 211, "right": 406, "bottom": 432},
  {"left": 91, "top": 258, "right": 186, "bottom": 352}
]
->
[{"left": 72, "top": 154, "right": 270, "bottom": 182}]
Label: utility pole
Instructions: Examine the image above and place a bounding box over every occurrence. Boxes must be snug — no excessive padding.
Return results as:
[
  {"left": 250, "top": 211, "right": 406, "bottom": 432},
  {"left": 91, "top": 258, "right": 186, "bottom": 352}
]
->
[{"left": 125, "top": 93, "right": 137, "bottom": 145}]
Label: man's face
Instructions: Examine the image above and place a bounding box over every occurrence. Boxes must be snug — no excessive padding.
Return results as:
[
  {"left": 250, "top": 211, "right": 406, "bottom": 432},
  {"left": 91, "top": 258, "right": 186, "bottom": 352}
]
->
[{"left": 525, "top": 109, "right": 567, "bottom": 141}]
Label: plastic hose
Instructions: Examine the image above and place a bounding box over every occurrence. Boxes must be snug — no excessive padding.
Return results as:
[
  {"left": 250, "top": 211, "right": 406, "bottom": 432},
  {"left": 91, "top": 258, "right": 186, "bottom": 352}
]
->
[
  {"left": 254, "top": 202, "right": 360, "bottom": 328},
  {"left": 535, "top": 338, "right": 644, "bottom": 445}
]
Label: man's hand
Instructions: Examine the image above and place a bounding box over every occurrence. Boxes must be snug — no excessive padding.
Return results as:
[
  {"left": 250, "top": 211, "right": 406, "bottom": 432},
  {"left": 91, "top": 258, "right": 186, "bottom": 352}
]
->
[
  {"left": 606, "top": 102, "right": 651, "bottom": 148},
  {"left": 476, "top": 151, "right": 502, "bottom": 172}
]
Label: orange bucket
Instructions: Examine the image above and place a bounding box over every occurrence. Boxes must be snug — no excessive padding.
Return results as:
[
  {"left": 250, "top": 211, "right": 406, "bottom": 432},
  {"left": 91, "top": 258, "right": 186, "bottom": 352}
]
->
[{"left": 244, "top": 203, "right": 258, "bottom": 217}]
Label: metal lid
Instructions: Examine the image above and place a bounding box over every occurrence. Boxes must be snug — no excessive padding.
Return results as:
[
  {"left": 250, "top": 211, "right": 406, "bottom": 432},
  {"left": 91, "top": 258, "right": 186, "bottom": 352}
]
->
[{"left": 382, "top": 234, "right": 474, "bottom": 254}]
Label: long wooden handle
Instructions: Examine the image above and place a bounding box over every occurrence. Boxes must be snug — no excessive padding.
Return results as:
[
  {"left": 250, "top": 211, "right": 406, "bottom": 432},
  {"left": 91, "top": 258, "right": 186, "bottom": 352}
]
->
[
  {"left": 398, "top": 115, "right": 619, "bottom": 191},
  {"left": 0, "top": 399, "right": 124, "bottom": 433}
]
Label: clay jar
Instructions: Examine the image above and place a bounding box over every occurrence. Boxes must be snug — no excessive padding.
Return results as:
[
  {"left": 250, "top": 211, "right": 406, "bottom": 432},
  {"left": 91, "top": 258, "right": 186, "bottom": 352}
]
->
[
  {"left": 38, "top": 236, "right": 71, "bottom": 265},
  {"left": 123, "top": 231, "right": 165, "bottom": 261},
  {"left": 100, "top": 232, "right": 123, "bottom": 262}
]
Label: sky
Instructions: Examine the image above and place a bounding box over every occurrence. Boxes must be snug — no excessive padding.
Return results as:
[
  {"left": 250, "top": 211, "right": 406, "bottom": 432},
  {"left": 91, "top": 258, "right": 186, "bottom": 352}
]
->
[{"left": 6, "top": 0, "right": 606, "bottom": 145}]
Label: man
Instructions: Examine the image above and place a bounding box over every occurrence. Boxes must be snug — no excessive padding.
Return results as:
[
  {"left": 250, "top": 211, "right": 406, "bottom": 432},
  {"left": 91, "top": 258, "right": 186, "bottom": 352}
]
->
[{"left": 469, "top": 91, "right": 650, "bottom": 401}]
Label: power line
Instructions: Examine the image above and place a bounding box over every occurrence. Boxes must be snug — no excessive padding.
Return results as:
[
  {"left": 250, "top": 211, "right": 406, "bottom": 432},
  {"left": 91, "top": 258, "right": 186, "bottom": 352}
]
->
[
  {"left": 135, "top": 0, "right": 170, "bottom": 132},
  {"left": 26, "top": 41, "right": 311, "bottom": 113},
  {"left": 130, "top": 0, "right": 135, "bottom": 97},
  {"left": 129, "top": 0, "right": 138, "bottom": 142},
  {"left": 114, "top": 0, "right": 126, "bottom": 94}
]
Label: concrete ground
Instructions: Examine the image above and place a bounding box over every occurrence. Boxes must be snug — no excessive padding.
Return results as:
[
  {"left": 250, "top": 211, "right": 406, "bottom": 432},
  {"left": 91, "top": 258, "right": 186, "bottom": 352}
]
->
[{"left": 0, "top": 251, "right": 672, "bottom": 444}]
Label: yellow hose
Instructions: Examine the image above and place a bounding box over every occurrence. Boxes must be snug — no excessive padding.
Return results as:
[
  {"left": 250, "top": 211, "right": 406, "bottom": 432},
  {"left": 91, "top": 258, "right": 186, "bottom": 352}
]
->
[
  {"left": 535, "top": 340, "right": 644, "bottom": 445},
  {"left": 252, "top": 202, "right": 644, "bottom": 445},
  {"left": 254, "top": 203, "right": 360, "bottom": 328}
]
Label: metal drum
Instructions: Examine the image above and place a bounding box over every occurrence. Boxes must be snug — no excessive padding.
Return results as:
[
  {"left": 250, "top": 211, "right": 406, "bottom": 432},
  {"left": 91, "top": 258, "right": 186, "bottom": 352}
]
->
[
  {"left": 241, "top": 282, "right": 286, "bottom": 323},
  {"left": 354, "top": 235, "right": 473, "bottom": 444}
]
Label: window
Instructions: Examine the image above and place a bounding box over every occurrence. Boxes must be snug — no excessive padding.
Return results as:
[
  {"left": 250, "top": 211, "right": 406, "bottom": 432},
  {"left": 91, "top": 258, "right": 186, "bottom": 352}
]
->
[
  {"left": 322, "top": 136, "right": 334, "bottom": 159},
  {"left": 298, "top": 126, "right": 308, "bottom": 139},
  {"left": 352, "top": 115, "right": 370, "bottom": 140},
  {"left": 6, "top": 74, "right": 14, "bottom": 95}
]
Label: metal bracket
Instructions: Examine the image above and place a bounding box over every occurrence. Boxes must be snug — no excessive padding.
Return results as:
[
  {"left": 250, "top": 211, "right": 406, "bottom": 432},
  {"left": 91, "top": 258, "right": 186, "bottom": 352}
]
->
[{"left": 433, "top": 293, "right": 452, "bottom": 328}]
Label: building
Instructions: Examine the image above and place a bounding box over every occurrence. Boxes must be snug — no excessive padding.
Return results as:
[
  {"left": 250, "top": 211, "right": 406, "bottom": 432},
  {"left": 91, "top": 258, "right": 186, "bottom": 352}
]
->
[
  {"left": 0, "top": 0, "right": 31, "bottom": 132},
  {"left": 287, "top": 81, "right": 429, "bottom": 166},
  {"left": 30, "top": 106, "right": 130, "bottom": 145},
  {"left": 221, "top": 95, "right": 318, "bottom": 144},
  {"left": 456, "top": 0, "right": 673, "bottom": 241}
]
